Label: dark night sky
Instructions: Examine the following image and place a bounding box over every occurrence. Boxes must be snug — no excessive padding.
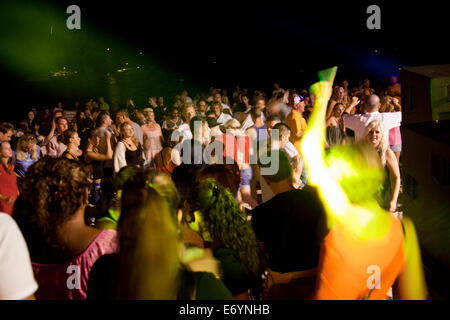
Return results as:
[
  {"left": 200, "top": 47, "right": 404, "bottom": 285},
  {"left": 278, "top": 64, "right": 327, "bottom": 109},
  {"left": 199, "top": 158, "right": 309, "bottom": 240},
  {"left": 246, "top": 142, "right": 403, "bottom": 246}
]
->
[{"left": 1, "top": 0, "right": 449, "bottom": 119}]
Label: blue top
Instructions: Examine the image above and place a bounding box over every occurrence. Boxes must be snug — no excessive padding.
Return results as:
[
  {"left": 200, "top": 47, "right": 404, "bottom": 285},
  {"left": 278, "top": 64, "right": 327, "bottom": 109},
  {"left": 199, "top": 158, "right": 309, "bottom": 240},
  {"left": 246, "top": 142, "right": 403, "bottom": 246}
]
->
[
  {"left": 254, "top": 124, "right": 268, "bottom": 142},
  {"left": 13, "top": 145, "right": 41, "bottom": 178}
]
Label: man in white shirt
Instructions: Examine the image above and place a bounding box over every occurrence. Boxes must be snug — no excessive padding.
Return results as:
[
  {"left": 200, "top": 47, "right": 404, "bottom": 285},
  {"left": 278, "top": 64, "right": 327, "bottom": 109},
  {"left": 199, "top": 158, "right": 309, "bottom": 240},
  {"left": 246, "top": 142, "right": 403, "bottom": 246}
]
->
[
  {"left": 0, "top": 213, "right": 38, "bottom": 300},
  {"left": 343, "top": 94, "right": 402, "bottom": 141}
]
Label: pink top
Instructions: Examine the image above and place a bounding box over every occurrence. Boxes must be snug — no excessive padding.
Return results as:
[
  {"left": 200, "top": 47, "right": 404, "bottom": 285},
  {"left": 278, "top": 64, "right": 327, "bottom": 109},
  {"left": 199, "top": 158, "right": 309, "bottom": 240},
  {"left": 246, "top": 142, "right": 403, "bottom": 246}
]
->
[
  {"left": 0, "top": 163, "right": 18, "bottom": 215},
  {"left": 32, "top": 229, "right": 118, "bottom": 300},
  {"left": 142, "top": 124, "right": 163, "bottom": 166},
  {"left": 388, "top": 126, "right": 402, "bottom": 146}
]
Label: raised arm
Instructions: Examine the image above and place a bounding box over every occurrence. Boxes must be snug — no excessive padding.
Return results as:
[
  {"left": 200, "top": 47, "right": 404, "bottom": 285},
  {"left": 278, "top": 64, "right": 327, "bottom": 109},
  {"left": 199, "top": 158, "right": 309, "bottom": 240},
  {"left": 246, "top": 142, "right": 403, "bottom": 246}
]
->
[
  {"left": 85, "top": 131, "right": 113, "bottom": 162},
  {"left": 44, "top": 118, "right": 56, "bottom": 146},
  {"left": 326, "top": 99, "right": 337, "bottom": 120},
  {"left": 344, "top": 96, "right": 360, "bottom": 114},
  {"left": 391, "top": 98, "right": 402, "bottom": 112}
]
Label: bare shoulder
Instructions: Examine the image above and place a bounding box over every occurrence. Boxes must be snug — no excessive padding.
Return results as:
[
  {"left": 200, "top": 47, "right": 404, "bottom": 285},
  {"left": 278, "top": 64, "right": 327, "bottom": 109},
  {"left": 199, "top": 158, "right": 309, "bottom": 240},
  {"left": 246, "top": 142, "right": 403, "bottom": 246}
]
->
[
  {"left": 385, "top": 148, "right": 399, "bottom": 169},
  {"left": 385, "top": 147, "right": 396, "bottom": 161}
]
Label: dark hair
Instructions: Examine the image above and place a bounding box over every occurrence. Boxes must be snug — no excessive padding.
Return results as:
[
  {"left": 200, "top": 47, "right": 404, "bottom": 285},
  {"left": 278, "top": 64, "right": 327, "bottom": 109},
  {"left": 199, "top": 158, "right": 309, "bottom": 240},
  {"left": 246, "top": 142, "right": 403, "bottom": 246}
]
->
[
  {"left": 250, "top": 108, "right": 262, "bottom": 119},
  {"left": 0, "top": 122, "right": 14, "bottom": 134},
  {"left": 274, "top": 90, "right": 286, "bottom": 100},
  {"left": 116, "top": 109, "right": 129, "bottom": 119},
  {"left": 55, "top": 116, "right": 68, "bottom": 125},
  {"left": 258, "top": 149, "right": 292, "bottom": 183},
  {"left": 197, "top": 164, "right": 240, "bottom": 196},
  {"left": 253, "top": 96, "right": 265, "bottom": 105},
  {"left": 169, "top": 106, "right": 180, "bottom": 115},
  {"left": 211, "top": 101, "right": 222, "bottom": 109},
  {"left": 234, "top": 102, "right": 247, "bottom": 113},
  {"left": 17, "top": 120, "right": 29, "bottom": 132},
  {"left": 58, "top": 130, "right": 76, "bottom": 145},
  {"left": 172, "top": 163, "right": 207, "bottom": 204},
  {"left": 265, "top": 115, "right": 281, "bottom": 123},
  {"left": 53, "top": 108, "right": 63, "bottom": 116},
  {"left": 189, "top": 116, "right": 206, "bottom": 136},
  {"left": 13, "top": 158, "right": 90, "bottom": 262},
  {"left": 96, "top": 111, "right": 110, "bottom": 127}
]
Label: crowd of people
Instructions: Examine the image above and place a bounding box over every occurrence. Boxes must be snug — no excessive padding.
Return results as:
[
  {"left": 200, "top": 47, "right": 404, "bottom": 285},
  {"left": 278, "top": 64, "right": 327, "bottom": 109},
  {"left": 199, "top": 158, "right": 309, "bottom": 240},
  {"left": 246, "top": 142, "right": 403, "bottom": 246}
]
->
[{"left": 0, "top": 75, "right": 427, "bottom": 300}]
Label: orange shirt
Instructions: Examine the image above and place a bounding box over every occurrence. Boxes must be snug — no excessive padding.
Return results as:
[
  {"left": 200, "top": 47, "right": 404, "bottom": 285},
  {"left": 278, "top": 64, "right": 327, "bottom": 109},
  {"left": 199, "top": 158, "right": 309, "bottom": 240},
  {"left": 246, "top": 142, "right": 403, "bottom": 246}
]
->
[
  {"left": 314, "top": 214, "right": 405, "bottom": 300},
  {"left": 285, "top": 109, "right": 307, "bottom": 155}
]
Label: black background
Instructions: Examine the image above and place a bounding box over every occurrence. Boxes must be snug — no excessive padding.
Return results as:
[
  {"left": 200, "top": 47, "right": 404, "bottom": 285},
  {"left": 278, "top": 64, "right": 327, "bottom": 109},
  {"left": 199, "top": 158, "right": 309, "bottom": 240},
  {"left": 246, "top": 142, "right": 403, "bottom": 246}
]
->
[{"left": 1, "top": 0, "right": 449, "bottom": 121}]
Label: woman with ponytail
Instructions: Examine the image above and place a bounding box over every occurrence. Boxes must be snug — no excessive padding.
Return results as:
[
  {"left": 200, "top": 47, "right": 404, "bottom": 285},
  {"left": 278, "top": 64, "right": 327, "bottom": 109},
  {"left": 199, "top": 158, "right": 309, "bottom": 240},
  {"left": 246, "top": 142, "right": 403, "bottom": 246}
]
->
[{"left": 187, "top": 178, "right": 264, "bottom": 299}]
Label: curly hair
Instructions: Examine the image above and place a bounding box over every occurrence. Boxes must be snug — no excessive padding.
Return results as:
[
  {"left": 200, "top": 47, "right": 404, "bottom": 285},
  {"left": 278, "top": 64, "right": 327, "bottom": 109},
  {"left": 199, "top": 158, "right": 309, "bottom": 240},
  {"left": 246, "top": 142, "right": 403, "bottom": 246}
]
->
[
  {"left": 187, "top": 178, "right": 263, "bottom": 297},
  {"left": 13, "top": 157, "right": 90, "bottom": 262},
  {"left": 15, "top": 134, "right": 38, "bottom": 161}
]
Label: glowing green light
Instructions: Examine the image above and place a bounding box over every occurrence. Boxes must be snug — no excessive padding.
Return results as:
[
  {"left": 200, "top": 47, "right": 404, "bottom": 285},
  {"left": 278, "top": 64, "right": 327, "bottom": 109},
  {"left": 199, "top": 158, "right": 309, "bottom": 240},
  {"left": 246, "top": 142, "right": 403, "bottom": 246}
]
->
[{"left": 301, "top": 67, "right": 390, "bottom": 239}]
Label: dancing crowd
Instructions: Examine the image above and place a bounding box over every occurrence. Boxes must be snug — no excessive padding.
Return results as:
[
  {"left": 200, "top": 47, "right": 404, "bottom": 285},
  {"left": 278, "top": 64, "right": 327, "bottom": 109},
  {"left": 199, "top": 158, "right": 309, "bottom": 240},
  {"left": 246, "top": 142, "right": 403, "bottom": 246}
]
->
[{"left": 0, "top": 75, "right": 427, "bottom": 300}]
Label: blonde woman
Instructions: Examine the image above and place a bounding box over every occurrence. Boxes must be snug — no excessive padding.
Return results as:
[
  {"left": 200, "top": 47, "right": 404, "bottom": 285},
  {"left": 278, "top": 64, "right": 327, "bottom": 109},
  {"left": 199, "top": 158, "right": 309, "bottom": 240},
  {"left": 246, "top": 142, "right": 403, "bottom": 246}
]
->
[
  {"left": 113, "top": 122, "right": 143, "bottom": 173},
  {"left": 14, "top": 134, "right": 41, "bottom": 178},
  {"left": 364, "top": 120, "right": 401, "bottom": 212}
]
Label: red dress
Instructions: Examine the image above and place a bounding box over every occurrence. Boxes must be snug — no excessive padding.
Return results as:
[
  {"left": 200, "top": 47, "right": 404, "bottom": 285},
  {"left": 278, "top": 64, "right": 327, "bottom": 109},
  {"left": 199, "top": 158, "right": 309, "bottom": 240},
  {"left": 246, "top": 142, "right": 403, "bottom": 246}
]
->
[{"left": 0, "top": 163, "right": 19, "bottom": 215}]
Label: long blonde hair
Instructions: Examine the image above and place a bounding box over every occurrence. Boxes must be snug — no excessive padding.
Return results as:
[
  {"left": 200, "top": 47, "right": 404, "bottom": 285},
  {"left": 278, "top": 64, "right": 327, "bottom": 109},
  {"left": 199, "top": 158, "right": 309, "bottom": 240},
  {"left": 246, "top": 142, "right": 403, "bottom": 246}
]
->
[
  {"left": 380, "top": 95, "right": 394, "bottom": 113},
  {"left": 117, "top": 184, "right": 180, "bottom": 299},
  {"left": 364, "top": 120, "right": 388, "bottom": 166},
  {"left": 119, "top": 122, "right": 140, "bottom": 149},
  {"left": 16, "top": 134, "right": 38, "bottom": 161}
]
